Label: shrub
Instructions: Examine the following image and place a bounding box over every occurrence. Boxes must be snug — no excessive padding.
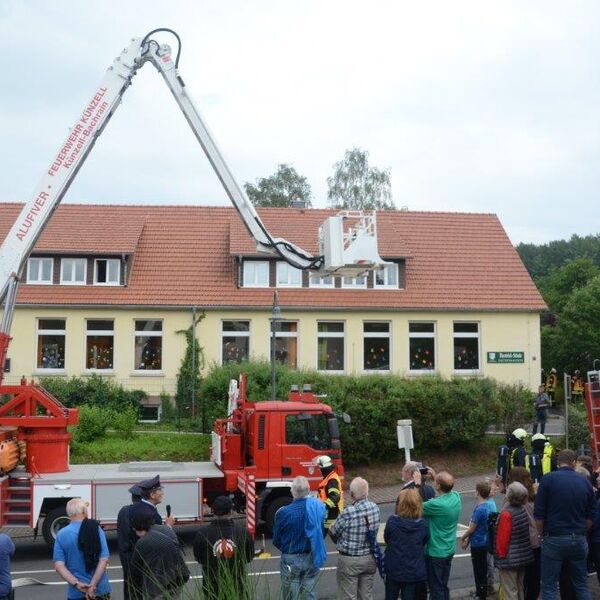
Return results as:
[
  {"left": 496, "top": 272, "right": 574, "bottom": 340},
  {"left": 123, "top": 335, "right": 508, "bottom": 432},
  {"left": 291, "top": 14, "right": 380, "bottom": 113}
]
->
[
  {"left": 113, "top": 405, "right": 138, "bottom": 439},
  {"left": 160, "top": 391, "right": 177, "bottom": 423},
  {"left": 494, "top": 383, "right": 535, "bottom": 435},
  {"left": 73, "top": 405, "right": 113, "bottom": 443},
  {"left": 567, "top": 404, "right": 590, "bottom": 451},
  {"left": 41, "top": 374, "right": 146, "bottom": 410},
  {"left": 199, "top": 361, "right": 509, "bottom": 466}
]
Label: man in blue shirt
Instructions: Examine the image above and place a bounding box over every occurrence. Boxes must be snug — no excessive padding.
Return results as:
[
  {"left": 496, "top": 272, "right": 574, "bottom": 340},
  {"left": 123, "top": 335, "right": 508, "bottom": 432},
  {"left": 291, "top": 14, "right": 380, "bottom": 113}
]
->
[
  {"left": 53, "top": 498, "right": 111, "bottom": 599},
  {"left": 534, "top": 449, "right": 595, "bottom": 600},
  {"left": 273, "top": 476, "right": 326, "bottom": 600},
  {"left": 0, "top": 532, "right": 15, "bottom": 600}
]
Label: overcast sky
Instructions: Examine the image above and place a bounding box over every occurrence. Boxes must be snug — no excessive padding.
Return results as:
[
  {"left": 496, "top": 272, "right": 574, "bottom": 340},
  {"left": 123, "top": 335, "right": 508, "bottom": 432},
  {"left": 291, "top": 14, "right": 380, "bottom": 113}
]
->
[{"left": 1, "top": 1, "right": 599, "bottom": 245}]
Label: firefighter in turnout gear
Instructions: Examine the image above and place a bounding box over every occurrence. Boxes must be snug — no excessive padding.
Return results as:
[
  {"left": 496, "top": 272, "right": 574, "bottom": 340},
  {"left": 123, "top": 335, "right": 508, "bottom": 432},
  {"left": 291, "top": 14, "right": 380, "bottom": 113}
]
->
[
  {"left": 545, "top": 368, "right": 558, "bottom": 403},
  {"left": 315, "top": 455, "right": 343, "bottom": 532},
  {"left": 497, "top": 428, "right": 528, "bottom": 485},
  {"left": 526, "top": 433, "right": 556, "bottom": 483},
  {"left": 572, "top": 370, "right": 584, "bottom": 402}
]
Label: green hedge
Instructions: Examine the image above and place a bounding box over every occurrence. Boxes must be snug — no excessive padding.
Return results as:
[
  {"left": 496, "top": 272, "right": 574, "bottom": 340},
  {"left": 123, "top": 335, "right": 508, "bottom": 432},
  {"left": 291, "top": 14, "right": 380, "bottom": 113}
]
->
[{"left": 199, "top": 361, "right": 532, "bottom": 466}]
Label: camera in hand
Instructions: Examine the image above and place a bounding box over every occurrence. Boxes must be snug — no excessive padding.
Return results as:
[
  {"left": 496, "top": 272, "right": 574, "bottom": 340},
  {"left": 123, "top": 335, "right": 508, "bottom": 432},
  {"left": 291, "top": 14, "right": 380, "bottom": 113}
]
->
[{"left": 419, "top": 466, "right": 429, "bottom": 475}]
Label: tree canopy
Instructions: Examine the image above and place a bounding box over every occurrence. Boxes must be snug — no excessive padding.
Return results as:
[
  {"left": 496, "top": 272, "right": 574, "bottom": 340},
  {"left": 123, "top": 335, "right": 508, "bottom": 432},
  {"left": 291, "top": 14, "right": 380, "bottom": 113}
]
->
[
  {"left": 244, "top": 163, "right": 312, "bottom": 208},
  {"left": 327, "top": 148, "right": 394, "bottom": 210}
]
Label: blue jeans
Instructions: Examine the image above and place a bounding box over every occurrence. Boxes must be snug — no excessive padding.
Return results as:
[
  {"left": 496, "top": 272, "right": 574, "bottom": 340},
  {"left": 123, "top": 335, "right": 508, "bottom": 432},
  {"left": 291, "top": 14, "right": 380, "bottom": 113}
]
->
[
  {"left": 426, "top": 555, "right": 453, "bottom": 600},
  {"left": 280, "top": 552, "right": 320, "bottom": 600},
  {"left": 540, "top": 535, "right": 590, "bottom": 600}
]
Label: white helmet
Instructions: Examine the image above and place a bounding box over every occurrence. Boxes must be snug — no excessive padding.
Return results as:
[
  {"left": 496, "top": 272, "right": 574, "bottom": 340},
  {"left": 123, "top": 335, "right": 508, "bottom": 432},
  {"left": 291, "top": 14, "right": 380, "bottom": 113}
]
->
[
  {"left": 313, "top": 455, "right": 333, "bottom": 468},
  {"left": 531, "top": 433, "right": 547, "bottom": 442},
  {"left": 512, "top": 428, "right": 528, "bottom": 441}
]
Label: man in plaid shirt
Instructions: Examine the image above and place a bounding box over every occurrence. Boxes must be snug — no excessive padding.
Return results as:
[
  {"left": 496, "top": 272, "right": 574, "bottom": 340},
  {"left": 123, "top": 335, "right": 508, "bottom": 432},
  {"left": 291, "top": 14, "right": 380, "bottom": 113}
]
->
[{"left": 329, "top": 477, "right": 380, "bottom": 600}]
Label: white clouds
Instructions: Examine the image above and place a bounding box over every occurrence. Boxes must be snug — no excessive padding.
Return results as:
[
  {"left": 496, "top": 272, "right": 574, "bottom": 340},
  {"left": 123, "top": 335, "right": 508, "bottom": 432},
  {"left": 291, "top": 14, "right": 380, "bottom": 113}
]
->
[{"left": 1, "top": 0, "right": 599, "bottom": 243}]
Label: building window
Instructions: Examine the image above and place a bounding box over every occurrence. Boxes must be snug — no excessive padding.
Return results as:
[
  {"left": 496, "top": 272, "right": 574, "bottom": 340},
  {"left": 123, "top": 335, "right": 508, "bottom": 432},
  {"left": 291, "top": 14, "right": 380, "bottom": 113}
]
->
[
  {"left": 222, "top": 321, "right": 250, "bottom": 363},
  {"left": 242, "top": 261, "right": 269, "bottom": 287},
  {"left": 317, "top": 322, "right": 344, "bottom": 371},
  {"left": 27, "top": 258, "right": 53, "bottom": 284},
  {"left": 276, "top": 262, "right": 302, "bottom": 287},
  {"left": 271, "top": 321, "right": 298, "bottom": 369},
  {"left": 36, "top": 319, "right": 66, "bottom": 370},
  {"left": 134, "top": 320, "right": 163, "bottom": 371},
  {"left": 375, "top": 264, "right": 398, "bottom": 288},
  {"left": 61, "top": 258, "right": 86, "bottom": 285},
  {"left": 309, "top": 274, "right": 335, "bottom": 288},
  {"left": 453, "top": 322, "right": 480, "bottom": 371},
  {"left": 94, "top": 259, "right": 120, "bottom": 285},
  {"left": 409, "top": 322, "right": 436, "bottom": 371},
  {"left": 341, "top": 275, "right": 367, "bottom": 288},
  {"left": 363, "top": 322, "right": 391, "bottom": 371},
  {"left": 86, "top": 319, "right": 114, "bottom": 370}
]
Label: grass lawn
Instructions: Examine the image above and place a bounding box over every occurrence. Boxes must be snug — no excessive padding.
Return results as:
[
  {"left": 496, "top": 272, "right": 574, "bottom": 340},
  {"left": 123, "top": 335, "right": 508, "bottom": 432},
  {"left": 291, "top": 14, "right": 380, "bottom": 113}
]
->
[{"left": 71, "top": 432, "right": 211, "bottom": 463}]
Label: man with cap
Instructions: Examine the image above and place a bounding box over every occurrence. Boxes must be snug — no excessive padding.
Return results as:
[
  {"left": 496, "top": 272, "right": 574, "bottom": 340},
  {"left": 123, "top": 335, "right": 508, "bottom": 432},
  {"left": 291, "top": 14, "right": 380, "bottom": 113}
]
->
[
  {"left": 128, "top": 475, "right": 176, "bottom": 528},
  {"left": 193, "top": 496, "right": 254, "bottom": 600},
  {"left": 117, "top": 483, "right": 142, "bottom": 600},
  {"left": 315, "top": 455, "right": 344, "bottom": 533}
]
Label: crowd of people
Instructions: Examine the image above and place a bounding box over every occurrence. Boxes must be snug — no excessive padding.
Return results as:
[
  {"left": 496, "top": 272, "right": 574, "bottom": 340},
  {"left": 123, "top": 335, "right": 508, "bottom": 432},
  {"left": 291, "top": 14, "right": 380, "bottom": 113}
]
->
[{"left": 2, "top": 438, "right": 600, "bottom": 600}]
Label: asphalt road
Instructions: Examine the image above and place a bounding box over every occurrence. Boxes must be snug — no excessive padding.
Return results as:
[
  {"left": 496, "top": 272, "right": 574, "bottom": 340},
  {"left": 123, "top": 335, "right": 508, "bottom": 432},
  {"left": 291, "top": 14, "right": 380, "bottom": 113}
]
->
[{"left": 9, "top": 493, "right": 480, "bottom": 600}]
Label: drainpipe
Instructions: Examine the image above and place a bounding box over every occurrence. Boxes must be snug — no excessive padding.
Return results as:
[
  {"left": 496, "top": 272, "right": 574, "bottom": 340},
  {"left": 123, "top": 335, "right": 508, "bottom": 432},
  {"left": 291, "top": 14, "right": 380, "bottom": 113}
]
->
[{"left": 192, "top": 306, "right": 197, "bottom": 422}]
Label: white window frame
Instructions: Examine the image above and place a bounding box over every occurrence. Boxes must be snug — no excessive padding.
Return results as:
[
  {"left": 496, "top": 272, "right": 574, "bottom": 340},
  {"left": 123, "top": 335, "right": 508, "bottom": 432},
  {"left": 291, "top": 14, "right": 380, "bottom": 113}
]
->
[
  {"left": 35, "top": 318, "right": 66, "bottom": 373},
  {"left": 27, "top": 258, "right": 54, "bottom": 285},
  {"left": 133, "top": 320, "right": 164, "bottom": 374},
  {"left": 309, "top": 274, "right": 335, "bottom": 288},
  {"left": 341, "top": 275, "right": 367, "bottom": 289},
  {"left": 272, "top": 321, "right": 299, "bottom": 369},
  {"left": 94, "top": 258, "right": 121, "bottom": 286},
  {"left": 85, "top": 319, "right": 115, "bottom": 372},
  {"left": 453, "top": 321, "right": 481, "bottom": 374},
  {"left": 316, "top": 321, "right": 345, "bottom": 373},
  {"left": 375, "top": 264, "right": 399, "bottom": 289},
  {"left": 276, "top": 262, "right": 302, "bottom": 288},
  {"left": 60, "top": 258, "right": 87, "bottom": 285},
  {"left": 221, "top": 320, "right": 251, "bottom": 365},
  {"left": 408, "top": 321, "right": 437, "bottom": 374},
  {"left": 242, "top": 261, "right": 270, "bottom": 288},
  {"left": 362, "top": 321, "right": 391, "bottom": 373}
]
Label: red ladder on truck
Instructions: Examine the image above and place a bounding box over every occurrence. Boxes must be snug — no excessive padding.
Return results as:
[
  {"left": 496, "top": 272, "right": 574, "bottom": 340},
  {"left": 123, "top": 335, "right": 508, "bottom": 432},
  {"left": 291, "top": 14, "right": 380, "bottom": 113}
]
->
[{"left": 584, "top": 369, "right": 600, "bottom": 465}]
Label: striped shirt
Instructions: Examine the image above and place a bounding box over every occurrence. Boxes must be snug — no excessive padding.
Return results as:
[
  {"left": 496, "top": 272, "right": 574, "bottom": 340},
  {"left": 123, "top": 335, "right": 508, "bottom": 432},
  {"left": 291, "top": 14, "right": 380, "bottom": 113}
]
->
[{"left": 329, "top": 499, "right": 380, "bottom": 556}]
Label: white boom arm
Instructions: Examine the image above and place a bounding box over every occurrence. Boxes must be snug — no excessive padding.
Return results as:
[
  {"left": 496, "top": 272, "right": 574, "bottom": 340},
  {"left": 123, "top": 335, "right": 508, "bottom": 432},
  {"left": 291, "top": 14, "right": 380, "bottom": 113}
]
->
[{"left": 0, "top": 29, "right": 387, "bottom": 314}]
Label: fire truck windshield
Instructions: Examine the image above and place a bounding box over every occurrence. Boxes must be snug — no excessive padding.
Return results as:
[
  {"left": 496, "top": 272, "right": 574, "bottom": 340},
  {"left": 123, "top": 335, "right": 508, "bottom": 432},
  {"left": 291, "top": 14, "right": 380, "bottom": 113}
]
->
[{"left": 285, "top": 413, "right": 332, "bottom": 450}]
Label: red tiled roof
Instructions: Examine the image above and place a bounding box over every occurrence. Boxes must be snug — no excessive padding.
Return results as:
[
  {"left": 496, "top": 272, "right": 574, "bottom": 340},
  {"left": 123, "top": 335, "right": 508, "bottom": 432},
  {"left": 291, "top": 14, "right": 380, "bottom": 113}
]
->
[{"left": 0, "top": 203, "right": 546, "bottom": 311}]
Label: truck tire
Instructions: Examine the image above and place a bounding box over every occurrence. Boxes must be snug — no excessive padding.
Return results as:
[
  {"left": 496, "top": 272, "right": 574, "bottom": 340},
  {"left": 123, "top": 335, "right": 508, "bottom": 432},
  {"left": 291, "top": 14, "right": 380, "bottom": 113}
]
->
[
  {"left": 264, "top": 496, "right": 292, "bottom": 534},
  {"left": 42, "top": 506, "right": 69, "bottom": 546}
]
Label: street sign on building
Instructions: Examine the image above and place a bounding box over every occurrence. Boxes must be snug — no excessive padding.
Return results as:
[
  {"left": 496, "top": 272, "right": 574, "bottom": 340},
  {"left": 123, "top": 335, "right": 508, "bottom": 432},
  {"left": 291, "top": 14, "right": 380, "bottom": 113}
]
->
[{"left": 487, "top": 351, "right": 525, "bottom": 364}]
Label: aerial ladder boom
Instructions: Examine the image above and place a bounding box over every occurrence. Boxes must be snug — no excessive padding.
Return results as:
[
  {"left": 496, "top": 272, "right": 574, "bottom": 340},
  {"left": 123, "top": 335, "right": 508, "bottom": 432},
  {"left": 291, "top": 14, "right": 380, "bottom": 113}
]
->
[{"left": 0, "top": 28, "right": 388, "bottom": 378}]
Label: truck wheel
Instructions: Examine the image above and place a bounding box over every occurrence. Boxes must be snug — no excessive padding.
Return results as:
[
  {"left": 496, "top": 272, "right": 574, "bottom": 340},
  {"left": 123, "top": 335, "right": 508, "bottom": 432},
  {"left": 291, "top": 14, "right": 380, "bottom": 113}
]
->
[
  {"left": 42, "top": 506, "right": 69, "bottom": 546},
  {"left": 265, "top": 496, "right": 292, "bottom": 534}
]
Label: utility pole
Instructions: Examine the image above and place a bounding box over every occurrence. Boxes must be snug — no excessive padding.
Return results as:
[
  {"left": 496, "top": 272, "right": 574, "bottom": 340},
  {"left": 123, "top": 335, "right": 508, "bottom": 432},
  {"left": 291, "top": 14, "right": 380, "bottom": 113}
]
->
[{"left": 270, "top": 291, "right": 282, "bottom": 401}]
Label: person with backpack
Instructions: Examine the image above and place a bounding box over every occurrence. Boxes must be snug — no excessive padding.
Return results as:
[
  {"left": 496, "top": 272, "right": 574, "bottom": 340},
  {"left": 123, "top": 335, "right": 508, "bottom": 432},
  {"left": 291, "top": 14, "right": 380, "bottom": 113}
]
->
[
  {"left": 193, "top": 496, "right": 255, "bottom": 600},
  {"left": 461, "top": 481, "right": 491, "bottom": 599}
]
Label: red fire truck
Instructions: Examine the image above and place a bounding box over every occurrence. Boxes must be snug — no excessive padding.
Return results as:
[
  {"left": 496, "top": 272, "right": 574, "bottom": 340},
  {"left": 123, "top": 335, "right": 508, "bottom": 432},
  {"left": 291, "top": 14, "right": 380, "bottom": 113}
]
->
[{"left": 0, "top": 29, "right": 383, "bottom": 544}]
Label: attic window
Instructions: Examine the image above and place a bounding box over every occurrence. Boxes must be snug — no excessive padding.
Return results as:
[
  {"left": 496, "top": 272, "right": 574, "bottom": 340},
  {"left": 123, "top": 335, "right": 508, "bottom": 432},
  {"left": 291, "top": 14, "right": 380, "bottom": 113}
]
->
[
  {"left": 375, "top": 264, "right": 398, "bottom": 288},
  {"left": 94, "top": 259, "right": 120, "bottom": 285},
  {"left": 243, "top": 261, "right": 269, "bottom": 287}
]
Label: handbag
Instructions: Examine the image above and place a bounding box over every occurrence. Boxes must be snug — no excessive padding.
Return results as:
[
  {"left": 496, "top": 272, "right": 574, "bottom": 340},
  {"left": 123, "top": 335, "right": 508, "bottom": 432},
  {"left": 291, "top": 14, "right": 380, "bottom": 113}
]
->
[{"left": 364, "top": 515, "right": 385, "bottom": 579}]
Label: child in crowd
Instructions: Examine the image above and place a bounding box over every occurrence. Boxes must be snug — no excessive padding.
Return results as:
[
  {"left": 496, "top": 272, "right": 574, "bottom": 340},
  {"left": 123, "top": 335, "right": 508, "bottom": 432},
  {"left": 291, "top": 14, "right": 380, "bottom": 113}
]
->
[{"left": 461, "top": 481, "right": 491, "bottom": 599}]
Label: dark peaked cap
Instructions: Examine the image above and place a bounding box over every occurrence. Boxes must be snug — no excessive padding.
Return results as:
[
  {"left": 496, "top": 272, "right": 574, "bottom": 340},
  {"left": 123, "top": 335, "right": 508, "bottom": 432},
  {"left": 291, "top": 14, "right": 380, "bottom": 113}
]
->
[
  {"left": 128, "top": 483, "right": 143, "bottom": 496},
  {"left": 137, "top": 475, "right": 161, "bottom": 491}
]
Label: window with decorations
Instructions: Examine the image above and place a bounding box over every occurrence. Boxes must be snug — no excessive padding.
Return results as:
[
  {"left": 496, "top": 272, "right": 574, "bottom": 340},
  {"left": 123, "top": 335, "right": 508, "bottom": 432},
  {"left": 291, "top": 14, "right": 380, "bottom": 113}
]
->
[
  {"left": 409, "top": 322, "right": 436, "bottom": 371},
  {"left": 37, "top": 319, "right": 66, "bottom": 369},
  {"left": 453, "top": 322, "right": 480, "bottom": 371},
  {"left": 222, "top": 320, "right": 250, "bottom": 363},
  {"left": 363, "top": 322, "right": 391, "bottom": 371},
  {"left": 86, "top": 319, "right": 114, "bottom": 370},
  {"left": 271, "top": 321, "right": 298, "bottom": 369},
  {"left": 317, "top": 322, "right": 344, "bottom": 371},
  {"left": 134, "top": 320, "right": 163, "bottom": 371}
]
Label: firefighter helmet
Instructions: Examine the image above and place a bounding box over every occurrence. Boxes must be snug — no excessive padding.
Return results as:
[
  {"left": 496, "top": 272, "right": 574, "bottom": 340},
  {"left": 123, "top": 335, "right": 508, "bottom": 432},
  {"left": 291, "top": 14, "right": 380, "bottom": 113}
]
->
[
  {"left": 314, "top": 455, "right": 333, "bottom": 468},
  {"left": 531, "top": 433, "right": 547, "bottom": 442},
  {"left": 512, "top": 428, "right": 528, "bottom": 441}
]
